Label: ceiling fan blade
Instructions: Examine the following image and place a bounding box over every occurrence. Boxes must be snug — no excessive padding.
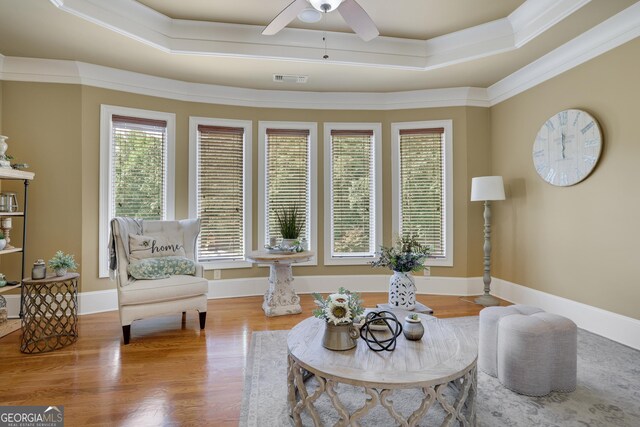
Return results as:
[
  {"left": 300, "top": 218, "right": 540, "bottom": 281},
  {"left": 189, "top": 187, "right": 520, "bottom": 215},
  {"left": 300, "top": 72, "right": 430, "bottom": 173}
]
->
[
  {"left": 262, "top": 0, "right": 309, "bottom": 36},
  {"left": 338, "top": 0, "right": 379, "bottom": 41}
]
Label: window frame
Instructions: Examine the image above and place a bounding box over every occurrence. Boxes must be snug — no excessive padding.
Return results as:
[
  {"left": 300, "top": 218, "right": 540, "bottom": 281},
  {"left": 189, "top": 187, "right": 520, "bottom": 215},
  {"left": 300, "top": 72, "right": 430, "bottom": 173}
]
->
[
  {"left": 188, "top": 117, "right": 253, "bottom": 270},
  {"left": 391, "top": 120, "right": 454, "bottom": 267},
  {"left": 98, "top": 105, "right": 176, "bottom": 278},
  {"left": 323, "top": 122, "right": 382, "bottom": 266},
  {"left": 258, "top": 121, "right": 318, "bottom": 266}
]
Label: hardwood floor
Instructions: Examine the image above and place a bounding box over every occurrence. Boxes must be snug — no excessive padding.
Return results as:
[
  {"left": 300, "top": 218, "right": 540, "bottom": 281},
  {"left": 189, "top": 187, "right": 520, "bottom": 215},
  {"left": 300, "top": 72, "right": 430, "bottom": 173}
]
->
[{"left": 0, "top": 293, "right": 507, "bottom": 426}]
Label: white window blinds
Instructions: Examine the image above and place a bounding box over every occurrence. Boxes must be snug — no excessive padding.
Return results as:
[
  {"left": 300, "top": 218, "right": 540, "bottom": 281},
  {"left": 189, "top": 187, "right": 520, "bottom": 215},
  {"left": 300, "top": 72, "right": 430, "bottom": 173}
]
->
[
  {"left": 111, "top": 115, "right": 167, "bottom": 219},
  {"left": 196, "top": 125, "right": 245, "bottom": 261},
  {"left": 330, "top": 129, "right": 376, "bottom": 257},
  {"left": 399, "top": 127, "right": 446, "bottom": 258},
  {"left": 265, "top": 128, "right": 310, "bottom": 243}
]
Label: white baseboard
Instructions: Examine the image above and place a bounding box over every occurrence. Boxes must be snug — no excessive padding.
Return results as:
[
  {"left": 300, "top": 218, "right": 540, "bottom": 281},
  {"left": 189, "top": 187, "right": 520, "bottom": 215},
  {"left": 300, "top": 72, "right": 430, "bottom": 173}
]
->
[
  {"left": 491, "top": 278, "right": 640, "bottom": 351},
  {"left": 206, "top": 274, "right": 483, "bottom": 300},
  {"left": 4, "top": 275, "right": 637, "bottom": 350},
  {"left": 3, "top": 274, "right": 478, "bottom": 317}
]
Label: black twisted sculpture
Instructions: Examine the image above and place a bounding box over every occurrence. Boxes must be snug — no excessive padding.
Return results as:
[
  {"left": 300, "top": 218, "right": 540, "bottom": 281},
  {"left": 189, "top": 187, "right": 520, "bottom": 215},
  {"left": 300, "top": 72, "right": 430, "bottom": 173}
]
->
[{"left": 359, "top": 310, "right": 403, "bottom": 352}]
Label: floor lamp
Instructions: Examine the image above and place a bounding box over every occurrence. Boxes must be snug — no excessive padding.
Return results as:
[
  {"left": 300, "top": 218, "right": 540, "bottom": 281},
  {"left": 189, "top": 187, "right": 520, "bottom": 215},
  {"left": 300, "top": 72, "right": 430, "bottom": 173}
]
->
[{"left": 471, "top": 176, "right": 505, "bottom": 307}]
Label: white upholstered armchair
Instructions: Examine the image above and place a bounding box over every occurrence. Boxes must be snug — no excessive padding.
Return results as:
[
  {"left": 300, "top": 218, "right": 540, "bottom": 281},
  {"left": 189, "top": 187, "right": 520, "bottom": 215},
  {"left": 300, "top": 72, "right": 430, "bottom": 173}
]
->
[{"left": 110, "top": 217, "right": 208, "bottom": 344}]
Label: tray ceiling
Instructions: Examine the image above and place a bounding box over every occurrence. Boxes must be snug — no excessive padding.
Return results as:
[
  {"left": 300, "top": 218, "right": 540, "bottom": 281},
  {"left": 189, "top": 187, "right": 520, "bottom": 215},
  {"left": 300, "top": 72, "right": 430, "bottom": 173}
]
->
[{"left": 0, "top": 0, "right": 636, "bottom": 92}]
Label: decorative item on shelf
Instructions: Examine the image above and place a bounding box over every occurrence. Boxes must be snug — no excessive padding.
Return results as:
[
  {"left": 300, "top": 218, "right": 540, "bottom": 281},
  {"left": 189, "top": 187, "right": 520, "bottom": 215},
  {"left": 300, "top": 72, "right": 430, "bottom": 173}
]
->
[
  {"left": 276, "top": 205, "right": 305, "bottom": 249},
  {"left": 0, "top": 192, "right": 18, "bottom": 212},
  {"left": 0, "top": 231, "right": 6, "bottom": 251},
  {"left": 11, "top": 163, "right": 29, "bottom": 170},
  {"left": 1, "top": 217, "right": 13, "bottom": 249},
  {"left": 403, "top": 313, "right": 425, "bottom": 341},
  {"left": 470, "top": 176, "right": 506, "bottom": 307},
  {"left": 48, "top": 251, "right": 78, "bottom": 277},
  {"left": 31, "top": 259, "right": 47, "bottom": 280},
  {"left": 312, "top": 287, "right": 364, "bottom": 351},
  {"left": 359, "top": 310, "right": 402, "bottom": 352},
  {"left": 371, "top": 236, "right": 430, "bottom": 311},
  {"left": 0, "top": 273, "right": 6, "bottom": 287},
  {"left": 0, "top": 136, "right": 11, "bottom": 168}
]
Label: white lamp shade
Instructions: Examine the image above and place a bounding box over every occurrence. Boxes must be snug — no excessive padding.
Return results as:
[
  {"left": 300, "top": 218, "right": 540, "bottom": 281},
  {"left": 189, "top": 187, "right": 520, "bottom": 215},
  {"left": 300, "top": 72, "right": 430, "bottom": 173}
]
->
[{"left": 471, "top": 176, "right": 505, "bottom": 201}]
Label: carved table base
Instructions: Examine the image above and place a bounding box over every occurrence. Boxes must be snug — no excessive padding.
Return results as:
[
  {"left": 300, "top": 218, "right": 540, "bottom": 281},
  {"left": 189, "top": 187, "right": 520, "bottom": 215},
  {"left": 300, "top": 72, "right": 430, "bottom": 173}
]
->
[
  {"left": 262, "top": 263, "right": 302, "bottom": 317},
  {"left": 288, "top": 354, "right": 477, "bottom": 426}
]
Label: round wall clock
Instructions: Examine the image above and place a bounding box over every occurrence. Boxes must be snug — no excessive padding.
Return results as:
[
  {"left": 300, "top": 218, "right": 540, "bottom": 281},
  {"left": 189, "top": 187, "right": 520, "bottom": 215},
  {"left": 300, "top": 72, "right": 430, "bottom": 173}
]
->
[{"left": 532, "top": 109, "right": 602, "bottom": 186}]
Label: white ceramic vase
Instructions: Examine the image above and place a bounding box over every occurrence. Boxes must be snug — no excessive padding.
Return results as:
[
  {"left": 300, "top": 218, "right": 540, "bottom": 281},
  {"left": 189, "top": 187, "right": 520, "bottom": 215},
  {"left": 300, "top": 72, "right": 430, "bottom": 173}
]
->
[
  {"left": 55, "top": 268, "right": 67, "bottom": 277},
  {"left": 0, "top": 239, "right": 6, "bottom": 251},
  {"left": 388, "top": 271, "right": 416, "bottom": 310}
]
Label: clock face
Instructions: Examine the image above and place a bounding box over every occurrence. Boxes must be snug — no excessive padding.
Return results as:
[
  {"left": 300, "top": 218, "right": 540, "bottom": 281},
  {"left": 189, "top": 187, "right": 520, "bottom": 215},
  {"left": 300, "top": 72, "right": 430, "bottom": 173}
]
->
[{"left": 532, "top": 109, "right": 602, "bottom": 186}]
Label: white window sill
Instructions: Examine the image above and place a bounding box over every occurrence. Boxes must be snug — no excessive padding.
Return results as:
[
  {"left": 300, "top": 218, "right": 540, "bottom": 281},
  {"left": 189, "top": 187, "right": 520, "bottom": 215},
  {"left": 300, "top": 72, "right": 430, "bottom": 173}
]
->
[
  {"left": 201, "top": 260, "right": 252, "bottom": 270},
  {"left": 426, "top": 257, "right": 453, "bottom": 267}
]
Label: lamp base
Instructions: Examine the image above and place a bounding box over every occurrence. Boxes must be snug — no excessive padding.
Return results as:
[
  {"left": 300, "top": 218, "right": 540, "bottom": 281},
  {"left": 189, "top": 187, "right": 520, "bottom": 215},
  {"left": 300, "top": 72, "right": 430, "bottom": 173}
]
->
[{"left": 474, "top": 294, "right": 500, "bottom": 307}]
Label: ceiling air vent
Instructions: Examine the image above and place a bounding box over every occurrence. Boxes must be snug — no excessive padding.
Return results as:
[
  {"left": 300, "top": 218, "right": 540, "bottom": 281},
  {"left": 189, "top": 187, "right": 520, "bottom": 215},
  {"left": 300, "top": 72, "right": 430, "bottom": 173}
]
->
[{"left": 273, "top": 74, "right": 308, "bottom": 84}]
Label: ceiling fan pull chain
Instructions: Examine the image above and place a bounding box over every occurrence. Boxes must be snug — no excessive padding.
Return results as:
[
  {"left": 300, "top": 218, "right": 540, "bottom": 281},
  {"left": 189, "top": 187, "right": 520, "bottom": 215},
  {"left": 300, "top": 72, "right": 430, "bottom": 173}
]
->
[{"left": 323, "top": 30, "right": 329, "bottom": 60}]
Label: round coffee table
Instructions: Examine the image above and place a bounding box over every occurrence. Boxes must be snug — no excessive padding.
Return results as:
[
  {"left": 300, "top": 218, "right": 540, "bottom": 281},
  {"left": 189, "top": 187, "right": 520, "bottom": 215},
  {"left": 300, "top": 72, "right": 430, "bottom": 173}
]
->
[{"left": 287, "top": 315, "right": 477, "bottom": 426}]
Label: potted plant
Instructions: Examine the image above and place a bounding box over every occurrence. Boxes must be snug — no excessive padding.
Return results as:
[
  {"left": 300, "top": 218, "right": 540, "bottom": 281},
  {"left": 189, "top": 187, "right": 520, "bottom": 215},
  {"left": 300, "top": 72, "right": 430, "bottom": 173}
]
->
[
  {"left": 312, "top": 287, "right": 364, "bottom": 350},
  {"left": 371, "top": 236, "right": 430, "bottom": 310},
  {"left": 0, "top": 231, "right": 6, "bottom": 251},
  {"left": 275, "top": 205, "right": 304, "bottom": 248},
  {"left": 403, "top": 313, "right": 425, "bottom": 341},
  {"left": 48, "top": 250, "right": 78, "bottom": 277}
]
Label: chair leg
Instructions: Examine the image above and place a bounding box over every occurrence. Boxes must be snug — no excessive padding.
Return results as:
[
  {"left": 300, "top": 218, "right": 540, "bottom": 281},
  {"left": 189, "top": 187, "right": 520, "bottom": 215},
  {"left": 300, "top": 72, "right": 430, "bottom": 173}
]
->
[
  {"left": 199, "top": 312, "right": 207, "bottom": 329},
  {"left": 122, "top": 325, "right": 131, "bottom": 345}
]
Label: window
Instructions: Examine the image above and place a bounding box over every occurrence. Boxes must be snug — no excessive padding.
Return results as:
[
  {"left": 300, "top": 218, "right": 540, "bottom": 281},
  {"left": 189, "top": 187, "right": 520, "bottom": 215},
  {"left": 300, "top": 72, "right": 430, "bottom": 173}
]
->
[
  {"left": 189, "top": 117, "right": 252, "bottom": 268},
  {"left": 99, "top": 105, "right": 175, "bottom": 278},
  {"left": 392, "top": 120, "right": 453, "bottom": 266},
  {"left": 258, "top": 122, "right": 317, "bottom": 265},
  {"left": 324, "top": 123, "right": 382, "bottom": 265}
]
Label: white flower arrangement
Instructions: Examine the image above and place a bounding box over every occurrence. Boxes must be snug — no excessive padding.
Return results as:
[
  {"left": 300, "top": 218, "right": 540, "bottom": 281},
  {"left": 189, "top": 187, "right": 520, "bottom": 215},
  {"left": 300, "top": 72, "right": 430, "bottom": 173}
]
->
[{"left": 312, "top": 288, "right": 364, "bottom": 325}]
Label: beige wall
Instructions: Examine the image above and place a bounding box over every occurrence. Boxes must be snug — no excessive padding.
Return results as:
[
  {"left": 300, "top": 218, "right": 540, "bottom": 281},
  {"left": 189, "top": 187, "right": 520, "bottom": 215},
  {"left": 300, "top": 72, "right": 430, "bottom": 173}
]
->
[
  {"left": 0, "top": 82, "right": 83, "bottom": 285},
  {"left": 0, "top": 82, "right": 489, "bottom": 293},
  {"left": 3, "top": 38, "right": 638, "bottom": 321},
  {"left": 490, "top": 38, "right": 640, "bottom": 319}
]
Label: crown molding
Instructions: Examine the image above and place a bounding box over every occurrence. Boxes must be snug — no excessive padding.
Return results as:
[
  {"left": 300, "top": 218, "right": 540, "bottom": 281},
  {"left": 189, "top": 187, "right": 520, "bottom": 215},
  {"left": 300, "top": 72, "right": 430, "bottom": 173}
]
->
[
  {"left": 48, "top": 0, "right": 588, "bottom": 70},
  {"left": 1, "top": 3, "right": 638, "bottom": 110},
  {"left": 487, "top": 1, "right": 640, "bottom": 105},
  {"left": 0, "top": 56, "right": 490, "bottom": 110}
]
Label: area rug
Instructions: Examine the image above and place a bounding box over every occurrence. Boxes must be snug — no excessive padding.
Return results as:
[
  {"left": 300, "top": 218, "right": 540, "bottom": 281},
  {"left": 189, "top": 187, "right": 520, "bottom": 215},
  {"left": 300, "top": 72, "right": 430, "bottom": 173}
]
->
[
  {"left": 0, "top": 319, "right": 20, "bottom": 339},
  {"left": 240, "top": 316, "right": 640, "bottom": 426}
]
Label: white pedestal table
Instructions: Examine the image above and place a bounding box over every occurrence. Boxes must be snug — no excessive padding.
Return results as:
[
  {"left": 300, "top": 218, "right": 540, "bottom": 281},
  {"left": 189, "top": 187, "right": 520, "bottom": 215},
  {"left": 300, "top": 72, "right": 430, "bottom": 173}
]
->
[{"left": 246, "top": 250, "right": 314, "bottom": 317}]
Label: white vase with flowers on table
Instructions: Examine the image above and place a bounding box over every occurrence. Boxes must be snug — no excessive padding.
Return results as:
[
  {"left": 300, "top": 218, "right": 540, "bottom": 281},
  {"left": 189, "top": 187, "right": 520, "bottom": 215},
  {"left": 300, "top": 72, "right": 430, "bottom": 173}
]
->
[{"left": 371, "top": 236, "right": 431, "bottom": 312}]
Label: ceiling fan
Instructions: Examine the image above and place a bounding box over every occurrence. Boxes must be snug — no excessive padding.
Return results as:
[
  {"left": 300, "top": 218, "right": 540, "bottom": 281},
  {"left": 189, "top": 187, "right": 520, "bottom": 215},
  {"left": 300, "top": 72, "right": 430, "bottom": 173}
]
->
[{"left": 262, "top": 0, "right": 379, "bottom": 42}]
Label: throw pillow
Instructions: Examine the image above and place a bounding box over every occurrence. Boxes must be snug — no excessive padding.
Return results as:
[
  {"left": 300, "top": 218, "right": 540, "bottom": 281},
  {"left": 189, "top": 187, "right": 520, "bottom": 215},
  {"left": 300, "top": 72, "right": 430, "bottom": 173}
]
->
[
  {"left": 128, "top": 256, "right": 196, "bottom": 280},
  {"left": 129, "top": 234, "right": 186, "bottom": 261}
]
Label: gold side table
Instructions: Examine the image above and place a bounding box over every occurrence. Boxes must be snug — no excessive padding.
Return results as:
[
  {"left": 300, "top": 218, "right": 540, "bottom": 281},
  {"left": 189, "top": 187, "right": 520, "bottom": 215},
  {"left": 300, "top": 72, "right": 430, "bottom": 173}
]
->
[{"left": 21, "top": 273, "right": 79, "bottom": 354}]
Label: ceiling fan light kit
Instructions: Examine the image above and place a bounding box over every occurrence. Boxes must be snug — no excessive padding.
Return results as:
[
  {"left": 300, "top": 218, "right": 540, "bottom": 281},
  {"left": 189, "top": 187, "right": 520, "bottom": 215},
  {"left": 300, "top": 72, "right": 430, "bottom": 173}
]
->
[
  {"left": 263, "top": 0, "right": 379, "bottom": 42},
  {"left": 309, "top": 0, "right": 344, "bottom": 13}
]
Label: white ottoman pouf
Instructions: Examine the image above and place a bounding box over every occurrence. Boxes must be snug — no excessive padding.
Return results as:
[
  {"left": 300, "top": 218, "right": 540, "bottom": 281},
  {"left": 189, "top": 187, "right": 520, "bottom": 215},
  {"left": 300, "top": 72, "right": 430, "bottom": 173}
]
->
[{"left": 479, "top": 305, "right": 577, "bottom": 396}]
